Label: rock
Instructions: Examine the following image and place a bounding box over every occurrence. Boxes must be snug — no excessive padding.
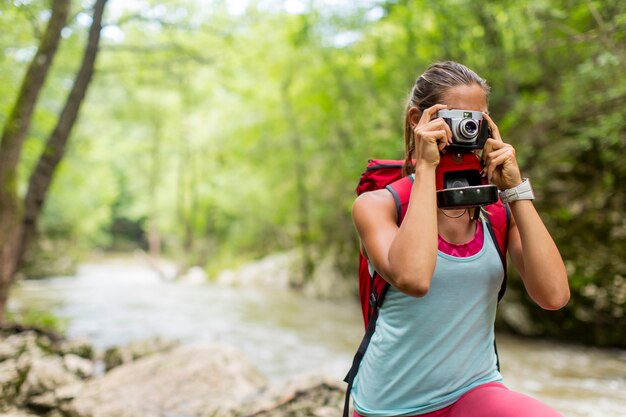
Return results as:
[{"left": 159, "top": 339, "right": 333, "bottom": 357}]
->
[
  {"left": 3, "top": 329, "right": 346, "bottom": 417},
  {"left": 69, "top": 343, "right": 267, "bottom": 417},
  {"left": 63, "top": 354, "right": 94, "bottom": 379},
  {"left": 0, "top": 332, "right": 45, "bottom": 363},
  {"left": 60, "top": 337, "right": 94, "bottom": 360},
  {"left": 1, "top": 332, "right": 53, "bottom": 410},
  {"left": 26, "top": 383, "right": 83, "bottom": 417},
  {"left": 0, "top": 407, "right": 40, "bottom": 417},
  {"left": 54, "top": 382, "right": 83, "bottom": 401},
  {"left": 0, "top": 359, "right": 25, "bottom": 409},
  {"left": 0, "top": 345, "right": 81, "bottom": 411},
  {"left": 214, "top": 250, "right": 353, "bottom": 299},
  {"left": 178, "top": 265, "right": 207, "bottom": 284},
  {"left": 304, "top": 254, "right": 354, "bottom": 300},
  {"left": 102, "top": 337, "right": 179, "bottom": 371},
  {"left": 16, "top": 354, "right": 80, "bottom": 408},
  {"left": 26, "top": 390, "right": 57, "bottom": 412},
  {"left": 1, "top": 330, "right": 96, "bottom": 414},
  {"left": 0, "top": 338, "right": 22, "bottom": 363},
  {"left": 227, "top": 375, "right": 345, "bottom": 417},
  {"left": 216, "top": 252, "right": 295, "bottom": 289}
]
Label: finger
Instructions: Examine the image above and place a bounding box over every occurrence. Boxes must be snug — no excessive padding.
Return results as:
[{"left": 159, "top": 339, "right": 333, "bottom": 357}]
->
[
  {"left": 425, "top": 118, "right": 453, "bottom": 145},
  {"left": 481, "top": 139, "right": 495, "bottom": 165},
  {"left": 482, "top": 139, "right": 493, "bottom": 157},
  {"left": 415, "top": 118, "right": 449, "bottom": 141},
  {"left": 419, "top": 130, "right": 448, "bottom": 144},
  {"left": 485, "top": 138, "right": 508, "bottom": 152},
  {"left": 485, "top": 145, "right": 514, "bottom": 164},
  {"left": 418, "top": 130, "right": 448, "bottom": 153},
  {"left": 442, "top": 119, "right": 453, "bottom": 145},
  {"left": 487, "top": 144, "right": 514, "bottom": 158},
  {"left": 438, "top": 138, "right": 448, "bottom": 151},
  {"left": 487, "top": 148, "right": 515, "bottom": 181},
  {"left": 482, "top": 112, "right": 503, "bottom": 142},
  {"left": 419, "top": 104, "right": 448, "bottom": 126},
  {"left": 485, "top": 144, "right": 517, "bottom": 169},
  {"left": 481, "top": 138, "right": 505, "bottom": 165}
]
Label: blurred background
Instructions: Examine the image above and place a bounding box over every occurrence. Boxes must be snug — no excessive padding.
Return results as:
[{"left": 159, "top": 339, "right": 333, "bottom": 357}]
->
[{"left": 1, "top": 1, "right": 625, "bottom": 416}]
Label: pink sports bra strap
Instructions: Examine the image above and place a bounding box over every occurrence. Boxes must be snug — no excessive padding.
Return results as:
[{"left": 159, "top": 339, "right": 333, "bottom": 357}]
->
[{"left": 438, "top": 222, "right": 484, "bottom": 257}]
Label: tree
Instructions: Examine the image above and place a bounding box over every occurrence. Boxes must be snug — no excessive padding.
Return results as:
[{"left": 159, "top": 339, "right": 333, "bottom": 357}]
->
[
  {"left": 0, "top": 0, "right": 108, "bottom": 323},
  {"left": 0, "top": 0, "right": 70, "bottom": 324}
]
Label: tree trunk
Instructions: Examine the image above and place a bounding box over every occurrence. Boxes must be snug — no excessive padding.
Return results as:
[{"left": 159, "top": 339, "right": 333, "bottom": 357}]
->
[
  {"left": 281, "top": 75, "right": 313, "bottom": 285},
  {"left": 0, "top": 0, "right": 70, "bottom": 324},
  {"left": 18, "top": 0, "right": 109, "bottom": 272},
  {"left": 147, "top": 109, "right": 163, "bottom": 258}
]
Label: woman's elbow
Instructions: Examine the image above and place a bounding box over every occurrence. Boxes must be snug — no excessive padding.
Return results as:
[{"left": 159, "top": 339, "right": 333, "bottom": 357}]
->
[
  {"left": 394, "top": 275, "right": 431, "bottom": 298},
  {"left": 538, "top": 287, "right": 570, "bottom": 311}
]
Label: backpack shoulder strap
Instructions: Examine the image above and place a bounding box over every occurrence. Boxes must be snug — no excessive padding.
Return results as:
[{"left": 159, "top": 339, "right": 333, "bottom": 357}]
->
[
  {"left": 342, "top": 282, "right": 389, "bottom": 417},
  {"left": 480, "top": 203, "right": 510, "bottom": 302},
  {"left": 385, "top": 174, "right": 414, "bottom": 225},
  {"left": 480, "top": 202, "right": 510, "bottom": 373}
]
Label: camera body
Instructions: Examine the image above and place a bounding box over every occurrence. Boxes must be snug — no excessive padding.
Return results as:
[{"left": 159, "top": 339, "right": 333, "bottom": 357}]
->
[
  {"left": 435, "top": 109, "right": 497, "bottom": 209},
  {"left": 437, "top": 109, "right": 489, "bottom": 150}
]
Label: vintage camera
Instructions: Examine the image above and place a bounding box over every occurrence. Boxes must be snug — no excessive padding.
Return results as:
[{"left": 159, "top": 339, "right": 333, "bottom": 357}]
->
[
  {"left": 438, "top": 109, "right": 489, "bottom": 149},
  {"left": 435, "top": 109, "right": 498, "bottom": 209}
]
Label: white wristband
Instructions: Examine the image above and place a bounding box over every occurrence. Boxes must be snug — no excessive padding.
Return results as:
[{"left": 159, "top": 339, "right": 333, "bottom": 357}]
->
[{"left": 499, "top": 178, "right": 535, "bottom": 204}]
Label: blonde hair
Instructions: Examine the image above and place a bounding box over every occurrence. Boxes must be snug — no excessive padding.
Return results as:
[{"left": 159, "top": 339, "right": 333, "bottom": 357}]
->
[{"left": 402, "top": 61, "right": 490, "bottom": 176}]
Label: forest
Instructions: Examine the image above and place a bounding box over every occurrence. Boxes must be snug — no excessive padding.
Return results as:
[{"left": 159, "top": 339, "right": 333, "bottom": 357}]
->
[{"left": 0, "top": 0, "right": 625, "bottom": 347}]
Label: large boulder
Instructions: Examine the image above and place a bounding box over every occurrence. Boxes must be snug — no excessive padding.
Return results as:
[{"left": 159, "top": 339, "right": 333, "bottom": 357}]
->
[
  {"left": 69, "top": 343, "right": 267, "bottom": 417},
  {"left": 2, "top": 329, "right": 346, "bottom": 417},
  {"left": 102, "top": 337, "right": 179, "bottom": 371},
  {"left": 230, "top": 376, "right": 345, "bottom": 417}
]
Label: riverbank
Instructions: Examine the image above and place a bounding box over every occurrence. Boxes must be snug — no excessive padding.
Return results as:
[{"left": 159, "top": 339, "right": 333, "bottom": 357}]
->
[
  {"left": 7, "top": 256, "right": 626, "bottom": 417},
  {"left": 0, "top": 327, "right": 345, "bottom": 417}
]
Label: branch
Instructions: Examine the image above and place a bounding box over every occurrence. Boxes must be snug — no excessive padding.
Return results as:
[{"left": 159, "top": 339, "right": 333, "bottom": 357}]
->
[
  {"left": 101, "top": 43, "right": 215, "bottom": 66},
  {"left": 16, "top": 2, "right": 44, "bottom": 39},
  {"left": 586, "top": 0, "right": 626, "bottom": 65}
]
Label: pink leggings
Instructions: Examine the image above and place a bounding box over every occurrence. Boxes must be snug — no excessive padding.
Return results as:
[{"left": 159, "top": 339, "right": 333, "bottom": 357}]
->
[{"left": 353, "top": 382, "right": 564, "bottom": 417}]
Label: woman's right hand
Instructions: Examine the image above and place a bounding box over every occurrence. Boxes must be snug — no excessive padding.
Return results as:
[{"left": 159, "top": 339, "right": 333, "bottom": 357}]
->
[{"left": 411, "top": 104, "right": 453, "bottom": 168}]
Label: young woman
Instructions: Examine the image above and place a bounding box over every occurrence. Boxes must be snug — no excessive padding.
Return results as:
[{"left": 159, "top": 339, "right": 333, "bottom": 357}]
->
[{"left": 350, "top": 61, "right": 570, "bottom": 417}]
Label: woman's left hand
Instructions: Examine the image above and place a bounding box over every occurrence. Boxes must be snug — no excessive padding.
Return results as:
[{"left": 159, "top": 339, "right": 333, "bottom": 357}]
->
[{"left": 481, "top": 112, "right": 523, "bottom": 190}]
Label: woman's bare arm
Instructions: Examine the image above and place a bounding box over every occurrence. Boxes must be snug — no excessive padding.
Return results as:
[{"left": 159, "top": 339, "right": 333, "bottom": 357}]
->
[
  {"left": 352, "top": 104, "right": 452, "bottom": 297},
  {"left": 353, "top": 165, "right": 438, "bottom": 297}
]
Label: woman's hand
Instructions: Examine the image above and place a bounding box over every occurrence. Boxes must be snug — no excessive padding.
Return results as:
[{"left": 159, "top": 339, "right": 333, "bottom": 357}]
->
[
  {"left": 411, "top": 104, "right": 453, "bottom": 167},
  {"left": 481, "top": 112, "right": 523, "bottom": 190}
]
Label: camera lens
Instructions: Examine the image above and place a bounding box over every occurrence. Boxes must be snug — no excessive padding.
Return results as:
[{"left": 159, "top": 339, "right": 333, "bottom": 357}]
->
[
  {"left": 446, "top": 178, "right": 470, "bottom": 189},
  {"left": 458, "top": 119, "right": 479, "bottom": 140}
]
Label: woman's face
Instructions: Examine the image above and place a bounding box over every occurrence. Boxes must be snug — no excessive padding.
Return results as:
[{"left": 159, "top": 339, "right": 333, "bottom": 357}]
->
[{"left": 441, "top": 84, "right": 488, "bottom": 113}]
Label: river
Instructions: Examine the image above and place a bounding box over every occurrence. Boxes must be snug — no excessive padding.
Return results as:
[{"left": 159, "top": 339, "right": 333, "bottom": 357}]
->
[{"left": 8, "top": 257, "right": 626, "bottom": 417}]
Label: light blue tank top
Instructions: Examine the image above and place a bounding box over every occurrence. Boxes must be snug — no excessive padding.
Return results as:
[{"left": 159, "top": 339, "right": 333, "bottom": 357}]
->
[{"left": 352, "top": 220, "right": 504, "bottom": 416}]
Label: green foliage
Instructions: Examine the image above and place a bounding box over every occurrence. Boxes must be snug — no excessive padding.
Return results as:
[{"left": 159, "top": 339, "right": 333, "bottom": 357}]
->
[
  {"left": 1, "top": 0, "right": 625, "bottom": 345},
  {"left": 6, "top": 308, "right": 68, "bottom": 335}
]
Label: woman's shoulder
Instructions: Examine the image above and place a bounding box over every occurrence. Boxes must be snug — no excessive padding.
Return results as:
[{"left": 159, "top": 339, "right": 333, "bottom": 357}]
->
[{"left": 353, "top": 188, "right": 397, "bottom": 223}]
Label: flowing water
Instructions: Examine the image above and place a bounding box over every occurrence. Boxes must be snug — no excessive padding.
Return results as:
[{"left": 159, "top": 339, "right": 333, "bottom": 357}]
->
[{"left": 8, "top": 257, "right": 626, "bottom": 417}]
